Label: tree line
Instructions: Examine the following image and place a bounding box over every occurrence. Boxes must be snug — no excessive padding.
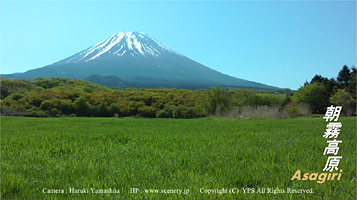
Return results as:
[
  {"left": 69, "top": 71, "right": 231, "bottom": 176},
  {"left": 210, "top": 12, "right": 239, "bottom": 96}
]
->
[
  {"left": 0, "top": 77, "right": 287, "bottom": 118},
  {"left": 1, "top": 65, "right": 355, "bottom": 118},
  {"left": 292, "top": 65, "right": 356, "bottom": 116}
]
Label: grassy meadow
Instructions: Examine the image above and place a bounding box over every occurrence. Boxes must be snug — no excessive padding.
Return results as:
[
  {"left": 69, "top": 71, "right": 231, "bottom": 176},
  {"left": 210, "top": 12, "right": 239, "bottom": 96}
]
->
[{"left": 1, "top": 116, "right": 356, "bottom": 199}]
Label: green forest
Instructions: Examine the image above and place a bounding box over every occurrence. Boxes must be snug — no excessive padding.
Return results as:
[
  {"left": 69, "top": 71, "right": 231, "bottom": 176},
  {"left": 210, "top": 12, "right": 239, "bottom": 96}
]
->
[{"left": 1, "top": 65, "right": 355, "bottom": 119}]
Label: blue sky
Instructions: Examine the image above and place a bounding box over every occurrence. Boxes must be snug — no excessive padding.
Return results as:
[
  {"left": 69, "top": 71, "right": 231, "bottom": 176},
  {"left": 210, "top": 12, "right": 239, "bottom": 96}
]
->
[{"left": 1, "top": 1, "right": 355, "bottom": 90}]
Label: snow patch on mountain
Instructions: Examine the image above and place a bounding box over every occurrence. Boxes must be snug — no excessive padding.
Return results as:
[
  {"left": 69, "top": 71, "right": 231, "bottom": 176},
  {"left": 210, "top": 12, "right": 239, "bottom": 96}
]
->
[
  {"left": 87, "top": 33, "right": 125, "bottom": 61},
  {"left": 56, "top": 31, "right": 183, "bottom": 64}
]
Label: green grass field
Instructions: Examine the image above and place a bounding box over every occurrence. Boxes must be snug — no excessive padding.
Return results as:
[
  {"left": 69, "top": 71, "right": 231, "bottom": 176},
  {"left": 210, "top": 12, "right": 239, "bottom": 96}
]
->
[{"left": 1, "top": 116, "right": 356, "bottom": 199}]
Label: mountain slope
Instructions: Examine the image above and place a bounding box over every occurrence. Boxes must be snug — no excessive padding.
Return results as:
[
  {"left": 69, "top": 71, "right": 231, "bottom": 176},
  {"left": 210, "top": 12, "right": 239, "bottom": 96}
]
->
[
  {"left": 1, "top": 31, "right": 279, "bottom": 90},
  {"left": 83, "top": 74, "right": 127, "bottom": 88}
]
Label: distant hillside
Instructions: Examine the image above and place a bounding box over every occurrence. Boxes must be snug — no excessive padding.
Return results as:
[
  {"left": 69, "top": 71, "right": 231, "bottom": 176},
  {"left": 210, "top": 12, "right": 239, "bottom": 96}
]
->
[{"left": 84, "top": 74, "right": 127, "bottom": 88}]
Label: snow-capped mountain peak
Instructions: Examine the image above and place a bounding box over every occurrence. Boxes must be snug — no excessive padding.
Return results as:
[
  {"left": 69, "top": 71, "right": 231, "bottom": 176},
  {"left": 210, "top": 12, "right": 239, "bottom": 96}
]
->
[
  {"left": 2, "top": 31, "right": 280, "bottom": 91},
  {"left": 57, "top": 31, "right": 182, "bottom": 64}
]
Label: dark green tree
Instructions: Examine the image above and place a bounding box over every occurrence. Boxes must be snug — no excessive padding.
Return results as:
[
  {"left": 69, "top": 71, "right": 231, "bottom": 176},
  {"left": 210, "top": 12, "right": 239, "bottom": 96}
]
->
[
  {"left": 325, "top": 78, "right": 338, "bottom": 97},
  {"left": 231, "top": 89, "right": 256, "bottom": 107},
  {"left": 310, "top": 75, "right": 337, "bottom": 97},
  {"left": 60, "top": 101, "right": 74, "bottom": 115},
  {"left": 310, "top": 74, "right": 326, "bottom": 84},
  {"left": 350, "top": 66, "right": 356, "bottom": 99},
  {"left": 98, "top": 102, "right": 108, "bottom": 117},
  {"left": 74, "top": 96, "right": 91, "bottom": 117},
  {"left": 195, "top": 87, "right": 231, "bottom": 115},
  {"left": 109, "top": 103, "right": 120, "bottom": 116},
  {"left": 337, "top": 65, "right": 352, "bottom": 89},
  {"left": 292, "top": 82, "right": 329, "bottom": 114}
]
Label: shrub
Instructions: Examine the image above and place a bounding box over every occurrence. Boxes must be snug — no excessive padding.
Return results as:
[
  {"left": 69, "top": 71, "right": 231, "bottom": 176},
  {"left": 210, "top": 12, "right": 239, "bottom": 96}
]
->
[
  {"left": 173, "top": 106, "right": 198, "bottom": 118},
  {"left": 89, "top": 105, "right": 100, "bottom": 117},
  {"left": 74, "top": 96, "right": 91, "bottom": 117},
  {"left": 156, "top": 110, "right": 168, "bottom": 118},
  {"left": 285, "top": 102, "right": 300, "bottom": 118},
  {"left": 40, "top": 100, "right": 52, "bottom": 110},
  {"left": 156, "top": 106, "right": 175, "bottom": 118},
  {"left": 98, "top": 103, "right": 109, "bottom": 117},
  {"left": 138, "top": 106, "right": 157, "bottom": 118},
  {"left": 49, "top": 108, "right": 61, "bottom": 117},
  {"left": 297, "top": 103, "right": 311, "bottom": 116},
  {"left": 195, "top": 87, "right": 230, "bottom": 115},
  {"left": 83, "top": 86, "right": 93, "bottom": 93},
  {"left": 330, "top": 89, "right": 356, "bottom": 116},
  {"left": 292, "top": 82, "right": 329, "bottom": 114},
  {"left": 173, "top": 107, "right": 183, "bottom": 119},
  {"left": 231, "top": 89, "right": 256, "bottom": 107},
  {"left": 25, "top": 109, "right": 49, "bottom": 117},
  {"left": 110, "top": 103, "right": 120, "bottom": 116},
  {"left": 218, "top": 106, "right": 289, "bottom": 119},
  {"left": 11, "top": 93, "right": 23, "bottom": 101},
  {"left": 119, "top": 101, "right": 137, "bottom": 117},
  {"left": 60, "top": 101, "right": 74, "bottom": 115}
]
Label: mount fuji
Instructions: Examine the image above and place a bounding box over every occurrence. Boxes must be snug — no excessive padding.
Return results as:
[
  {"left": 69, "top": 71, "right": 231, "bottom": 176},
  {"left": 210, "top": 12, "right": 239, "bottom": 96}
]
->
[{"left": 2, "top": 31, "right": 279, "bottom": 90}]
